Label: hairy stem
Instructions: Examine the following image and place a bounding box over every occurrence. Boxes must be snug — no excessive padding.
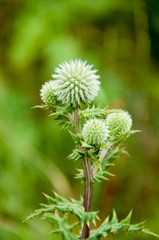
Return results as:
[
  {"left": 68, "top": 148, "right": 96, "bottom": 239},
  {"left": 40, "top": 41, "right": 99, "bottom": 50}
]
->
[
  {"left": 81, "top": 157, "right": 93, "bottom": 239},
  {"left": 73, "top": 107, "right": 81, "bottom": 134},
  {"left": 73, "top": 107, "right": 93, "bottom": 239}
]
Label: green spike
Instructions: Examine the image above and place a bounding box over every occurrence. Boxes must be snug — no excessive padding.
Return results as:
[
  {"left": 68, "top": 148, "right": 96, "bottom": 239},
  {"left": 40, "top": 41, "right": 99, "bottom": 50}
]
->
[
  {"left": 142, "top": 229, "right": 159, "bottom": 238},
  {"left": 110, "top": 209, "right": 118, "bottom": 224},
  {"left": 128, "top": 221, "right": 146, "bottom": 232},
  {"left": 53, "top": 191, "right": 66, "bottom": 203},
  {"left": 42, "top": 192, "right": 57, "bottom": 204},
  {"left": 100, "top": 216, "right": 110, "bottom": 228},
  {"left": 120, "top": 209, "right": 133, "bottom": 224},
  {"left": 32, "top": 105, "right": 48, "bottom": 109}
]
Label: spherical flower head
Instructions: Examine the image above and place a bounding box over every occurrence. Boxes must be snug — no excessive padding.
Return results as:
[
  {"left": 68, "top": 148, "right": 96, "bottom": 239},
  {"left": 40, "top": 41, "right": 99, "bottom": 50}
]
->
[
  {"left": 106, "top": 111, "right": 132, "bottom": 139},
  {"left": 40, "top": 81, "right": 57, "bottom": 109},
  {"left": 52, "top": 59, "right": 101, "bottom": 107},
  {"left": 82, "top": 118, "right": 109, "bottom": 146}
]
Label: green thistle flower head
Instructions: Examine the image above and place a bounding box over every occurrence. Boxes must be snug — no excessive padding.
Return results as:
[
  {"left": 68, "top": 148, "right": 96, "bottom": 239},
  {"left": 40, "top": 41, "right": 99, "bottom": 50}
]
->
[
  {"left": 52, "top": 59, "right": 101, "bottom": 107},
  {"left": 82, "top": 118, "right": 109, "bottom": 146},
  {"left": 40, "top": 81, "right": 57, "bottom": 109},
  {"left": 106, "top": 111, "right": 132, "bottom": 138}
]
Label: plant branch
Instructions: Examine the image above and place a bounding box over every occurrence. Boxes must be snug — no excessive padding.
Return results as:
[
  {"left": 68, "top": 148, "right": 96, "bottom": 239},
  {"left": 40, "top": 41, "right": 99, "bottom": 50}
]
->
[
  {"left": 73, "top": 108, "right": 81, "bottom": 134},
  {"left": 73, "top": 107, "right": 93, "bottom": 239},
  {"left": 81, "top": 157, "right": 93, "bottom": 239}
]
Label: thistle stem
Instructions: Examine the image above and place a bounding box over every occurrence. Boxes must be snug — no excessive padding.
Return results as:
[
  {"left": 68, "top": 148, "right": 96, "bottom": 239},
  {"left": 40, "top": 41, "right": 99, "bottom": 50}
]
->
[
  {"left": 73, "top": 107, "right": 93, "bottom": 239},
  {"left": 81, "top": 157, "right": 93, "bottom": 239},
  {"left": 73, "top": 107, "right": 81, "bottom": 134}
]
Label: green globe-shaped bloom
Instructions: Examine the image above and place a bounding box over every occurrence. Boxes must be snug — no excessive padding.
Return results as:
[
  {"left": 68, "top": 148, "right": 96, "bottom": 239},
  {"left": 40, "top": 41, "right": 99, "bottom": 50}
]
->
[
  {"left": 82, "top": 119, "right": 109, "bottom": 146},
  {"left": 52, "top": 59, "right": 101, "bottom": 107},
  {"left": 106, "top": 111, "right": 132, "bottom": 138},
  {"left": 40, "top": 81, "right": 57, "bottom": 109}
]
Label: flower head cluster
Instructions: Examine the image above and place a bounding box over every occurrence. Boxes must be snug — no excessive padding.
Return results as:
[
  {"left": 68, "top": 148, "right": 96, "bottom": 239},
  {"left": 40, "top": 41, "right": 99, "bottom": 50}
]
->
[
  {"left": 40, "top": 81, "right": 57, "bottom": 109},
  {"left": 82, "top": 118, "right": 109, "bottom": 146},
  {"left": 106, "top": 111, "right": 132, "bottom": 138},
  {"left": 52, "top": 59, "right": 100, "bottom": 107}
]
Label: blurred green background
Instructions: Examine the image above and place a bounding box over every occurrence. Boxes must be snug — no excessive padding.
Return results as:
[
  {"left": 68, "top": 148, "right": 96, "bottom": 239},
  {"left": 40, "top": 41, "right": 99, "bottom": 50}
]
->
[{"left": 0, "top": 0, "right": 159, "bottom": 239}]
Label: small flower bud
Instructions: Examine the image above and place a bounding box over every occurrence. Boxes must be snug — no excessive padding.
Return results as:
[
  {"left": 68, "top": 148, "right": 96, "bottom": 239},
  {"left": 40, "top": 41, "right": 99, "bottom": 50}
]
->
[
  {"left": 106, "top": 111, "right": 132, "bottom": 138},
  {"left": 52, "top": 59, "right": 101, "bottom": 107},
  {"left": 82, "top": 118, "right": 109, "bottom": 146},
  {"left": 40, "top": 81, "right": 57, "bottom": 109}
]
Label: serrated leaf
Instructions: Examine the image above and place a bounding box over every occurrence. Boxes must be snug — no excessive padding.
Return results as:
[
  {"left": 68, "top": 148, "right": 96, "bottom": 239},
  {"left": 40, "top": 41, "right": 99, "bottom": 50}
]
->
[
  {"left": 81, "top": 106, "right": 122, "bottom": 119},
  {"left": 81, "top": 105, "right": 108, "bottom": 119},
  {"left": 45, "top": 212, "right": 78, "bottom": 240},
  {"left": 93, "top": 168, "right": 114, "bottom": 183},
  {"left": 68, "top": 149, "right": 85, "bottom": 161},
  {"left": 90, "top": 215, "right": 111, "bottom": 238},
  {"left": 24, "top": 192, "right": 99, "bottom": 227},
  {"left": 90, "top": 210, "right": 159, "bottom": 239},
  {"left": 50, "top": 106, "right": 75, "bottom": 116}
]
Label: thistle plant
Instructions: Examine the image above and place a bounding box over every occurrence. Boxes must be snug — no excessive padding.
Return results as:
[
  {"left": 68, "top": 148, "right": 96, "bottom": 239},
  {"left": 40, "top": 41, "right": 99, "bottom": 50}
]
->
[{"left": 25, "top": 59, "right": 159, "bottom": 239}]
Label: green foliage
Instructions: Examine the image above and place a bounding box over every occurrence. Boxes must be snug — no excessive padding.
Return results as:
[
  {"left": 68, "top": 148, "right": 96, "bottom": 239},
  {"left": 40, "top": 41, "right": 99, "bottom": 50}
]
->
[
  {"left": 89, "top": 210, "right": 159, "bottom": 239},
  {"left": 69, "top": 149, "right": 85, "bottom": 161},
  {"left": 45, "top": 212, "right": 78, "bottom": 240},
  {"left": 25, "top": 192, "right": 99, "bottom": 227},
  {"left": 81, "top": 105, "right": 108, "bottom": 119},
  {"left": 81, "top": 105, "right": 122, "bottom": 119},
  {"left": 75, "top": 146, "right": 126, "bottom": 182},
  {"left": 50, "top": 106, "right": 75, "bottom": 128},
  {"left": 25, "top": 197, "right": 159, "bottom": 240}
]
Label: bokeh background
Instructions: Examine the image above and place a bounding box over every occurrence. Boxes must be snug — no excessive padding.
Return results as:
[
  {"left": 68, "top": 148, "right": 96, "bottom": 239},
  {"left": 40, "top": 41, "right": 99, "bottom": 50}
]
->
[{"left": 0, "top": 0, "right": 159, "bottom": 239}]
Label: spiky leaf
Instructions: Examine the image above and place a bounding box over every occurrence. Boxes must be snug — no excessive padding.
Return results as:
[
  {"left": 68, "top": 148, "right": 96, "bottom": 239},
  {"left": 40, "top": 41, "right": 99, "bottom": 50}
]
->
[
  {"left": 24, "top": 192, "right": 99, "bottom": 226},
  {"left": 89, "top": 210, "right": 159, "bottom": 239},
  {"left": 45, "top": 212, "right": 79, "bottom": 240},
  {"left": 68, "top": 149, "right": 85, "bottom": 161},
  {"left": 81, "top": 106, "right": 122, "bottom": 119}
]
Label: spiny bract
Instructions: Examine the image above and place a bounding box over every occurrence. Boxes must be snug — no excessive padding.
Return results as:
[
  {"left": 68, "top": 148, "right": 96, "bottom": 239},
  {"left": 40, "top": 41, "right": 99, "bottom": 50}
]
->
[
  {"left": 52, "top": 59, "right": 100, "bottom": 107},
  {"left": 82, "top": 118, "right": 109, "bottom": 146},
  {"left": 106, "top": 111, "right": 132, "bottom": 138},
  {"left": 40, "top": 81, "right": 57, "bottom": 109}
]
